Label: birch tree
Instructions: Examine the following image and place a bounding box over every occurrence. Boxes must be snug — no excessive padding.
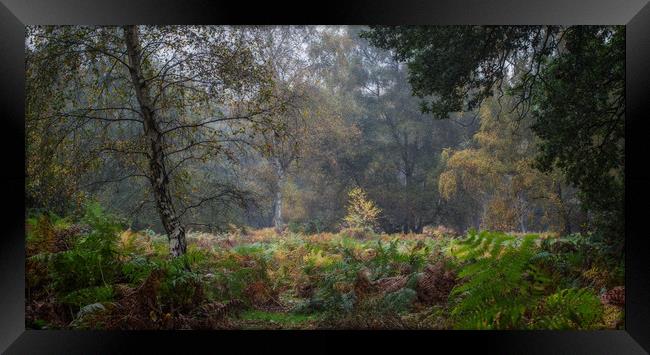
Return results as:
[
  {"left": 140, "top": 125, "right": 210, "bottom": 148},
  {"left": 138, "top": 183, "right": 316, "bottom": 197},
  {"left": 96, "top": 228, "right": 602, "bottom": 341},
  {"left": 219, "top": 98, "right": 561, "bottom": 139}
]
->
[{"left": 26, "top": 25, "right": 286, "bottom": 256}]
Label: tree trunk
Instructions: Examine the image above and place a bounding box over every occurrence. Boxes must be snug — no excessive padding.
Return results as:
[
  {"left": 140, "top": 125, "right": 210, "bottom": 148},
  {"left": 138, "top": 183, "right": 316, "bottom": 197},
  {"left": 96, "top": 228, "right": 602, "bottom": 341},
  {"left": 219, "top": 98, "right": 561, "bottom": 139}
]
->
[
  {"left": 413, "top": 216, "right": 423, "bottom": 233},
  {"left": 556, "top": 182, "right": 572, "bottom": 236},
  {"left": 517, "top": 194, "right": 528, "bottom": 233},
  {"left": 402, "top": 160, "right": 413, "bottom": 233},
  {"left": 272, "top": 159, "right": 285, "bottom": 229},
  {"left": 477, "top": 195, "right": 487, "bottom": 230},
  {"left": 123, "top": 25, "right": 187, "bottom": 257}
]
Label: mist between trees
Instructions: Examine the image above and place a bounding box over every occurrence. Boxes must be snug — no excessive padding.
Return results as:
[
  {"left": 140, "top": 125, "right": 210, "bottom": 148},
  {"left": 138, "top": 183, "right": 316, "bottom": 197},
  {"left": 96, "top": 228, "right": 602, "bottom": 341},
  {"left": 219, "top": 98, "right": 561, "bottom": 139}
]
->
[{"left": 26, "top": 25, "right": 624, "bottom": 257}]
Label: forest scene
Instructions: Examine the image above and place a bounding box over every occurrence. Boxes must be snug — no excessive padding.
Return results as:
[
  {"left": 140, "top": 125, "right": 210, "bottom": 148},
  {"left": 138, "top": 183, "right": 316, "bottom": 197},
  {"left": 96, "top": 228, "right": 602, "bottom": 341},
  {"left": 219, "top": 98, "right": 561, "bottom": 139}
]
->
[{"left": 25, "top": 25, "right": 625, "bottom": 330}]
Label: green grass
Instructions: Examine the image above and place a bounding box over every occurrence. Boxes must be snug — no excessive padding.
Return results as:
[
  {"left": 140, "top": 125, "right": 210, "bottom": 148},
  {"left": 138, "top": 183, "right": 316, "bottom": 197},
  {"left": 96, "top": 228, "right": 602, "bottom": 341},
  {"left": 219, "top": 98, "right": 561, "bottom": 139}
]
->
[{"left": 236, "top": 310, "right": 323, "bottom": 329}]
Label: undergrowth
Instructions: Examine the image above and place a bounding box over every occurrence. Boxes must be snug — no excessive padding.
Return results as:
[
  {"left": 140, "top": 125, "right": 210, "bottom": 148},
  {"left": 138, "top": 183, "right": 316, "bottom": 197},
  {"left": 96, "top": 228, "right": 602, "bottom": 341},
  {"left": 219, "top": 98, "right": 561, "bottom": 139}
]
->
[{"left": 25, "top": 209, "right": 623, "bottom": 330}]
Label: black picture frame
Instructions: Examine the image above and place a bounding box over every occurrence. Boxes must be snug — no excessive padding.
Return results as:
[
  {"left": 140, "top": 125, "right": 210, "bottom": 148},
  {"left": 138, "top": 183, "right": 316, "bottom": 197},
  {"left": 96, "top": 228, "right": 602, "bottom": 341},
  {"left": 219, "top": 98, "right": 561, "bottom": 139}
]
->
[{"left": 1, "top": 0, "right": 648, "bottom": 353}]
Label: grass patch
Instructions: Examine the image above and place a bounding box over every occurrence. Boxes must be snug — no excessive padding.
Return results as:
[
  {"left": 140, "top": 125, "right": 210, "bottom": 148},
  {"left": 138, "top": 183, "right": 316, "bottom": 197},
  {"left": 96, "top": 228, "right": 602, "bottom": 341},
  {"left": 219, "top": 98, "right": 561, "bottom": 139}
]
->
[{"left": 236, "top": 310, "right": 322, "bottom": 329}]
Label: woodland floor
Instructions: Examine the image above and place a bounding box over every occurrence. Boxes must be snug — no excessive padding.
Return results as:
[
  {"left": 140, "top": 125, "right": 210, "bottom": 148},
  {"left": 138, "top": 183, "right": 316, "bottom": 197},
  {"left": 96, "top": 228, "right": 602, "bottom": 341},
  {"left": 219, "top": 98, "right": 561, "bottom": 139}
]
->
[{"left": 25, "top": 214, "right": 625, "bottom": 330}]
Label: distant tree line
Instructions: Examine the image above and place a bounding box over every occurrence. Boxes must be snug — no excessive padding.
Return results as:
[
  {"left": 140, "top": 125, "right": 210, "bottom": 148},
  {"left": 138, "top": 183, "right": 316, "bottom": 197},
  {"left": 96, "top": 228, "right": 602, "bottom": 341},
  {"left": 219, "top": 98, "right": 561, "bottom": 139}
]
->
[{"left": 26, "top": 25, "right": 624, "bottom": 256}]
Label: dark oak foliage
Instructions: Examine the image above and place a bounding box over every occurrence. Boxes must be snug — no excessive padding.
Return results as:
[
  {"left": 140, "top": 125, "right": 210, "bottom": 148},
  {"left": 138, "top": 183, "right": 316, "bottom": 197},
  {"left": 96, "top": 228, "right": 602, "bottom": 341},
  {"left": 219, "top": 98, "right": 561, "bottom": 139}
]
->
[{"left": 362, "top": 25, "right": 624, "bottom": 249}]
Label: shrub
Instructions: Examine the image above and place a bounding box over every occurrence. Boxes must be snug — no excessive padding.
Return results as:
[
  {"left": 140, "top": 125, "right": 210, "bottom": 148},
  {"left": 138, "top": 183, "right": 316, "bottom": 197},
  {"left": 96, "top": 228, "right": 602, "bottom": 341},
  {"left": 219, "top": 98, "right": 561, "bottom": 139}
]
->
[{"left": 342, "top": 187, "right": 381, "bottom": 233}]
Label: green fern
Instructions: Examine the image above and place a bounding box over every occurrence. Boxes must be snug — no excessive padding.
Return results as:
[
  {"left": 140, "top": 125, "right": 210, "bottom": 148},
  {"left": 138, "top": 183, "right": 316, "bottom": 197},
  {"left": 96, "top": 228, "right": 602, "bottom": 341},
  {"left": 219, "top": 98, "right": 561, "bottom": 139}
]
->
[
  {"left": 450, "top": 232, "right": 545, "bottom": 329},
  {"left": 41, "top": 203, "right": 122, "bottom": 295},
  {"left": 380, "top": 288, "right": 417, "bottom": 314},
  {"left": 532, "top": 288, "right": 604, "bottom": 329},
  {"left": 60, "top": 285, "right": 114, "bottom": 308}
]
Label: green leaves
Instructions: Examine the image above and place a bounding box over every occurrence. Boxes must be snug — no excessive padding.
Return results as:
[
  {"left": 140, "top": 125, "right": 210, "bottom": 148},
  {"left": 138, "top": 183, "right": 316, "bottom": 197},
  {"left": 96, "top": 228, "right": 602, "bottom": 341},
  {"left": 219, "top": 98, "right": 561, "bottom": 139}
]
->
[
  {"left": 362, "top": 26, "right": 545, "bottom": 118},
  {"left": 529, "top": 27, "right": 624, "bottom": 247},
  {"left": 450, "top": 232, "right": 544, "bottom": 329},
  {"left": 363, "top": 25, "right": 624, "bottom": 247},
  {"left": 533, "top": 288, "right": 603, "bottom": 330},
  {"left": 61, "top": 286, "right": 114, "bottom": 308},
  {"left": 449, "top": 231, "right": 608, "bottom": 330}
]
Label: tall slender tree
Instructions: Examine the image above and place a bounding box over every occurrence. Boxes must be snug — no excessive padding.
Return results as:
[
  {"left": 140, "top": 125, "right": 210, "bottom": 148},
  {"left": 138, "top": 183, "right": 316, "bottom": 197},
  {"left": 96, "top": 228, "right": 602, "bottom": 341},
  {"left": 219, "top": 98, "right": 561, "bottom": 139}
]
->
[{"left": 26, "top": 25, "right": 286, "bottom": 256}]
